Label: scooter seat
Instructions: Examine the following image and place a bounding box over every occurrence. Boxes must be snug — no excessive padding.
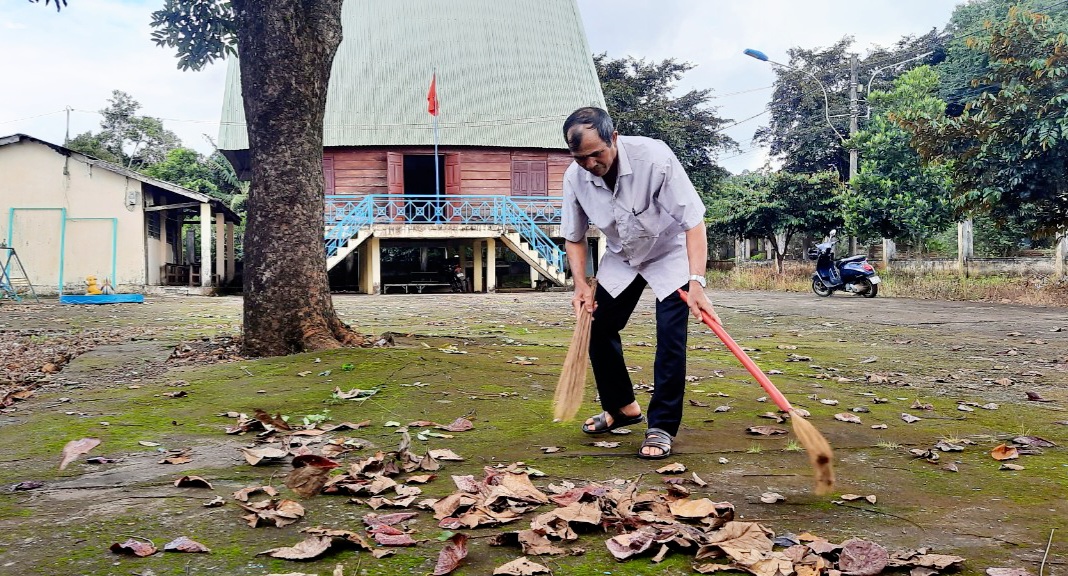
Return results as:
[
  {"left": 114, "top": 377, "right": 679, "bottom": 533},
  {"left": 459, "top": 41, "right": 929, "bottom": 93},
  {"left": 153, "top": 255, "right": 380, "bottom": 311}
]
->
[{"left": 836, "top": 255, "right": 866, "bottom": 264}]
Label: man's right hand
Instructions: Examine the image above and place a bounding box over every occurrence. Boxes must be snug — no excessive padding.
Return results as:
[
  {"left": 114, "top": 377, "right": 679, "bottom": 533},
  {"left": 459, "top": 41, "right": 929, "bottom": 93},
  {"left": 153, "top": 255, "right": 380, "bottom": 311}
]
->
[{"left": 572, "top": 279, "right": 596, "bottom": 317}]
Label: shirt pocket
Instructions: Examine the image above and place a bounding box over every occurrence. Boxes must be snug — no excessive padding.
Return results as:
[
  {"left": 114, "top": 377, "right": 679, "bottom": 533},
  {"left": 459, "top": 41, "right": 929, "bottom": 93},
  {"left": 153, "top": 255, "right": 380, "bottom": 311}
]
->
[{"left": 619, "top": 204, "right": 662, "bottom": 263}]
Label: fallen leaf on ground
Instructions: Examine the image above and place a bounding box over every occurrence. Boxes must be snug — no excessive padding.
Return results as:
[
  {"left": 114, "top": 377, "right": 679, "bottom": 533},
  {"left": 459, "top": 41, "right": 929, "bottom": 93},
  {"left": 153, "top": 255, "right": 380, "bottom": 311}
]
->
[
  {"left": 138, "top": 441, "right": 161, "bottom": 447},
  {"left": 259, "top": 535, "right": 332, "bottom": 560},
  {"left": 204, "top": 495, "right": 225, "bottom": 507},
  {"left": 333, "top": 386, "right": 378, "bottom": 400},
  {"left": 838, "top": 538, "right": 888, "bottom": 576},
  {"left": 174, "top": 475, "right": 213, "bottom": 489},
  {"left": 692, "top": 472, "right": 708, "bottom": 487},
  {"left": 820, "top": 399, "right": 840, "bottom": 406},
  {"left": 241, "top": 447, "right": 288, "bottom": 466},
  {"left": 657, "top": 462, "right": 687, "bottom": 474},
  {"left": 540, "top": 446, "right": 562, "bottom": 454},
  {"left": 254, "top": 408, "right": 292, "bottom": 430},
  {"left": 760, "top": 492, "right": 784, "bottom": 504},
  {"left": 163, "top": 536, "right": 210, "bottom": 553},
  {"left": 747, "top": 426, "right": 788, "bottom": 436},
  {"left": 669, "top": 498, "right": 732, "bottom": 520},
  {"left": 428, "top": 449, "right": 464, "bottom": 461},
  {"left": 372, "top": 549, "right": 397, "bottom": 559},
  {"left": 593, "top": 441, "right": 620, "bottom": 448},
  {"left": 440, "top": 417, "right": 474, "bottom": 432},
  {"left": 238, "top": 498, "right": 305, "bottom": 528},
  {"left": 285, "top": 466, "right": 332, "bottom": 498},
  {"left": 986, "top": 569, "right": 1032, "bottom": 576},
  {"left": 900, "top": 413, "right": 921, "bottom": 424},
  {"left": 59, "top": 438, "right": 101, "bottom": 470},
  {"left": 494, "top": 556, "right": 551, "bottom": 575},
  {"left": 233, "top": 485, "right": 278, "bottom": 502},
  {"left": 990, "top": 444, "right": 1019, "bottom": 461},
  {"left": 606, "top": 529, "right": 655, "bottom": 560},
  {"left": 694, "top": 563, "right": 744, "bottom": 573},
  {"left": 320, "top": 420, "right": 372, "bottom": 432},
  {"left": 159, "top": 452, "right": 192, "bottom": 465},
  {"left": 110, "top": 538, "right": 157, "bottom": 557},
  {"left": 690, "top": 400, "right": 711, "bottom": 407},
  {"left": 999, "top": 463, "right": 1024, "bottom": 471},
  {"left": 292, "top": 454, "right": 340, "bottom": 469},
  {"left": 834, "top": 413, "right": 862, "bottom": 424},
  {"left": 432, "top": 533, "right": 469, "bottom": 575}
]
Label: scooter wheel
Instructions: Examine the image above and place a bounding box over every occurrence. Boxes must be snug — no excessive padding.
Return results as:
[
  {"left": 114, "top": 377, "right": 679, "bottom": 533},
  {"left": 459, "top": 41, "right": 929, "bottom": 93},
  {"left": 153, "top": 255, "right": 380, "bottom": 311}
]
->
[
  {"left": 856, "top": 278, "right": 878, "bottom": 298},
  {"left": 812, "top": 278, "right": 833, "bottom": 297}
]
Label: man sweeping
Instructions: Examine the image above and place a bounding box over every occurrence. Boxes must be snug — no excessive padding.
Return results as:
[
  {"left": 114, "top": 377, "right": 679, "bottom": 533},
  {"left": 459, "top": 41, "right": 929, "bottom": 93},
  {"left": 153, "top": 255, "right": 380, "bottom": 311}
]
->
[{"left": 560, "top": 107, "right": 720, "bottom": 459}]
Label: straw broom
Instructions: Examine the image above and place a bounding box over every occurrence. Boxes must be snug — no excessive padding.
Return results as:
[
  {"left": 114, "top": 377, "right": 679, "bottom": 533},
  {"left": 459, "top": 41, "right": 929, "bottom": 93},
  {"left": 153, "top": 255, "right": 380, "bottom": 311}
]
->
[
  {"left": 679, "top": 289, "right": 835, "bottom": 495},
  {"left": 553, "top": 280, "right": 596, "bottom": 421}
]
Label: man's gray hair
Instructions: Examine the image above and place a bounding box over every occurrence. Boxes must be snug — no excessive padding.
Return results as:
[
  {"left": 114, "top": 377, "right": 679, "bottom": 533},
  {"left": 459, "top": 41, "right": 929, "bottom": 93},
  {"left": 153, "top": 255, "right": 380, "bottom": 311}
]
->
[{"left": 563, "top": 107, "right": 614, "bottom": 150}]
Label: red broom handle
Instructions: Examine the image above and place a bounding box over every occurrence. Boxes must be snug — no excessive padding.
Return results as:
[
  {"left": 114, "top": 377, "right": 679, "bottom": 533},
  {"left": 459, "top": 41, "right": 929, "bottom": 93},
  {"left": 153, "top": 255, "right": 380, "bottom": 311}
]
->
[{"left": 678, "top": 289, "right": 793, "bottom": 413}]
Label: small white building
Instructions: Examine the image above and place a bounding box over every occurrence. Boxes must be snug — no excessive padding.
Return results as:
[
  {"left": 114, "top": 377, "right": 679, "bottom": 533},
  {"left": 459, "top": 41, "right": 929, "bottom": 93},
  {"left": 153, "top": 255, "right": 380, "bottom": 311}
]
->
[{"left": 0, "top": 134, "right": 241, "bottom": 295}]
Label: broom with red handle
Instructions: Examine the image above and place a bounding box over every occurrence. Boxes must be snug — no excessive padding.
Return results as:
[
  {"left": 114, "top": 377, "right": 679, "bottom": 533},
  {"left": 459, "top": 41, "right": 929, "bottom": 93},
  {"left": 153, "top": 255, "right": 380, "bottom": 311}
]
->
[{"left": 678, "top": 289, "right": 835, "bottom": 495}]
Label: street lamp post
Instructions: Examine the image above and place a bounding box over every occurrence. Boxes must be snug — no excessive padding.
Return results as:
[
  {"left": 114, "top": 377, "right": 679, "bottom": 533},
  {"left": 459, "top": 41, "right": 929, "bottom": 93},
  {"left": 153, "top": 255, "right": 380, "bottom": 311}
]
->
[{"left": 745, "top": 48, "right": 860, "bottom": 254}]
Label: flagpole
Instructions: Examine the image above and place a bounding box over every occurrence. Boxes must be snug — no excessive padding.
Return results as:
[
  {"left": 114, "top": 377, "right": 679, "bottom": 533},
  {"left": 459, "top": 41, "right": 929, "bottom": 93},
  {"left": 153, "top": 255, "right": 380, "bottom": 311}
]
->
[{"left": 433, "top": 69, "right": 441, "bottom": 224}]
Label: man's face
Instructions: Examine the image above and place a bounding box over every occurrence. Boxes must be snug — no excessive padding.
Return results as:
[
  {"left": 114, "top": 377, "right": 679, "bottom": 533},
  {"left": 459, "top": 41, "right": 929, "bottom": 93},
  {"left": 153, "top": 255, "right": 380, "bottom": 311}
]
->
[{"left": 569, "top": 127, "right": 617, "bottom": 178}]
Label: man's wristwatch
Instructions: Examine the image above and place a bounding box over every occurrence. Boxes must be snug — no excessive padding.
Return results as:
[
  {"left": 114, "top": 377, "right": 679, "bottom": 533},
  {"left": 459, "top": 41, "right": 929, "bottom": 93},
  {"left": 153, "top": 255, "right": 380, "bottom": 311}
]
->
[{"left": 689, "top": 274, "right": 707, "bottom": 288}]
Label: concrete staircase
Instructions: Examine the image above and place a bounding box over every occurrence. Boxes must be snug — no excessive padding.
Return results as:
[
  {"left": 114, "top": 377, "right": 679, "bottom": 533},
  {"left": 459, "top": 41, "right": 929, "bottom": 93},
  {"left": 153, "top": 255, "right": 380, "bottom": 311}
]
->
[
  {"left": 326, "top": 228, "right": 372, "bottom": 271},
  {"left": 500, "top": 232, "right": 567, "bottom": 286}
]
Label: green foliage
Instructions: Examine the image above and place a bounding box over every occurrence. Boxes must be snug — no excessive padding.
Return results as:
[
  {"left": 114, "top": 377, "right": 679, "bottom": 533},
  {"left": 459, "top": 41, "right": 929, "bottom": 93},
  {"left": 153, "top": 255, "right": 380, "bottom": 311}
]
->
[
  {"left": 755, "top": 32, "right": 942, "bottom": 179},
  {"left": 594, "top": 54, "right": 737, "bottom": 193},
  {"left": 844, "top": 66, "right": 955, "bottom": 243},
  {"left": 936, "top": 0, "right": 1068, "bottom": 116},
  {"left": 64, "top": 90, "right": 181, "bottom": 171},
  {"left": 902, "top": 8, "right": 1068, "bottom": 235},
  {"left": 142, "top": 148, "right": 224, "bottom": 198},
  {"left": 708, "top": 170, "right": 843, "bottom": 270},
  {"left": 65, "top": 132, "right": 121, "bottom": 164},
  {"left": 150, "top": 0, "right": 237, "bottom": 71}
]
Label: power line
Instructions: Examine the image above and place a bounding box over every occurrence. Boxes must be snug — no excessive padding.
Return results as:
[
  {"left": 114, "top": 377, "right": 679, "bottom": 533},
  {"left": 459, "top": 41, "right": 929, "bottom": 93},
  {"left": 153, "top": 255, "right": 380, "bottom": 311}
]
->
[
  {"left": 709, "top": 85, "right": 774, "bottom": 99},
  {"left": 715, "top": 110, "right": 769, "bottom": 133},
  {"left": 0, "top": 109, "right": 65, "bottom": 125}
]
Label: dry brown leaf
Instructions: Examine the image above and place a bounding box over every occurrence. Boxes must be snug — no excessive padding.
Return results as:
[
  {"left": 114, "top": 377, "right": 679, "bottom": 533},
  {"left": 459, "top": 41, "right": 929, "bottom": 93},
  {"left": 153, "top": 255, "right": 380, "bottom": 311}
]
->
[
  {"left": 204, "top": 495, "right": 225, "bottom": 507},
  {"left": 657, "top": 462, "right": 687, "bottom": 474},
  {"left": 110, "top": 538, "right": 157, "bottom": 557},
  {"left": 159, "top": 453, "right": 192, "bottom": 465},
  {"left": 241, "top": 446, "right": 288, "bottom": 466},
  {"left": 372, "top": 549, "right": 397, "bottom": 559},
  {"left": 499, "top": 472, "right": 550, "bottom": 504},
  {"left": 494, "top": 556, "right": 551, "bottom": 575},
  {"left": 986, "top": 569, "right": 1032, "bottom": 576},
  {"left": 692, "top": 472, "right": 708, "bottom": 487},
  {"left": 163, "top": 536, "right": 211, "bottom": 553},
  {"left": 440, "top": 417, "right": 474, "bottom": 432},
  {"left": 990, "top": 444, "right": 1019, "bottom": 461},
  {"left": 1000, "top": 463, "right": 1025, "bottom": 471},
  {"left": 746, "top": 426, "right": 788, "bottom": 436},
  {"left": 694, "top": 563, "right": 744, "bottom": 574},
  {"left": 593, "top": 441, "right": 621, "bottom": 448},
  {"left": 669, "top": 498, "right": 729, "bottom": 520},
  {"left": 759, "top": 492, "right": 784, "bottom": 504},
  {"left": 703, "top": 522, "right": 773, "bottom": 560},
  {"left": 292, "top": 454, "right": 340, "bottom": 469},
  {"left": 285, "top": 465, "right": 331, "bottom": 498},
  {"left": 320, "top": 420, "right": 372, "bottom": 432},
  {"left": 371, "top": 526, "right": 417, "bottom": 547},
  {"left": 432, "top": 533, "right": 469, "bottom": 575},
  {"left": 254, "top": 408, "right": 292, "bottom": 431},
  {"left": 428, "top": 448, "right": 465, "bottom": 461},
  {"left": 406, "top": 474, "right": 436, "bottom": 484},
  {"left": 606, "top": 529, "right": 655, "bottom": 560},
  {"left": 259, "top": 535, "right": 331, "bottom": 560},
  {"left": 238, "top": 498, "right": 305, "bottom": 528},
  {"left": 807, "top": 539, "right": 841, "bottom": 555},
  {"left": 174, "top": 475, "right": 213, "bottom": 489},
  {"left": 233, "top": 485, "right": 278, "bottom": 502},
  {"left": 834, "top": 413, "right": 862, "bottom": 424},
  {"left": 59, "top": 437, "right": 101, "bottom": 470},
  {"left": 838, "top": 538, "right": 888, "bottom": 576}
]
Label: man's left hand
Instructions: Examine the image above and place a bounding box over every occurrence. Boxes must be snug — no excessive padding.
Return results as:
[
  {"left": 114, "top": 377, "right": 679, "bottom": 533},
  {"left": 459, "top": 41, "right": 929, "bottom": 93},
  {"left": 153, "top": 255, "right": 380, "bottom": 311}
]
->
[{"left": 686, "top": 286, "right": 721, "bottom": 325}]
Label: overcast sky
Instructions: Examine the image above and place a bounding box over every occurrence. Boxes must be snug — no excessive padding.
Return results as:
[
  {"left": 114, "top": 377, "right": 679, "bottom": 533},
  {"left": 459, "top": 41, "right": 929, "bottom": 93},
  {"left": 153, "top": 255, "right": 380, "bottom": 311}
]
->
[{"left": 1, "top": 0, "right": 963, "bottom": 174}]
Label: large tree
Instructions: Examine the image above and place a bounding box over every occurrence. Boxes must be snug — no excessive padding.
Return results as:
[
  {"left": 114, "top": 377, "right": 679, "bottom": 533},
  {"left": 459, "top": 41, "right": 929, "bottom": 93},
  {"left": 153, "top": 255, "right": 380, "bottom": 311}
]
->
[
  {"left": 707, "top": 170, "right": 843, "bottom": 272},
  {"left": 901, "top": 8, "right": 1068, "bottom": 236},
  {"left": 844, "top": 66, "right": 954, "bottom": 246},
  {"left": 755, "top": 32, "right": 943, "bottom": 180},
  {"left": 38, "top": 0, "right": 362, "bottom": 355},
  {"left": 594, "top": 54, "right": 737, "bottom": 194},
  {"left": 66, "top": 90, "right": 180, "bottom": 170}
]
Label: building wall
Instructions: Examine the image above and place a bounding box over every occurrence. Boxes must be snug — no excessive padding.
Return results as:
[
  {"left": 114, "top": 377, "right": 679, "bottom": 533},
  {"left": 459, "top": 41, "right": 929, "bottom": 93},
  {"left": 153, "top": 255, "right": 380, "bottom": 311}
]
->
[
  {"left": 325, "top": 147, "right": 573, "bottom": 196},
  {"left": 0, "top": 140, "right": 148, "bottom": 294}
]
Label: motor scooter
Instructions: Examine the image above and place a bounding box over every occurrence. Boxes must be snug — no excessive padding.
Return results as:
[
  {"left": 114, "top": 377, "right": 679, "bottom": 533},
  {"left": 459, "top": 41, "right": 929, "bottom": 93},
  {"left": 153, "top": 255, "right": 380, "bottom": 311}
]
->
[{"left": 807, "top": 230, "right": 880, "bottom": 298}]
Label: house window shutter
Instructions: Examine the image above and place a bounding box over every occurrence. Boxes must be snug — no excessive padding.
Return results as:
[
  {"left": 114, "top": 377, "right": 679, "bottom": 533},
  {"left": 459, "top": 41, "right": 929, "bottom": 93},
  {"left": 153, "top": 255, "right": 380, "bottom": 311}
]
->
[
  {"left": 387, "top": 152, "right": 404, "bottom": 195},
  {"left": 511, "top": 159, "right": 547, "bottom": 196},
  {"left": 322, "top": 156, "right": 335, "bottom": 195},
  {"left": 445, "top": 154, "right": 460, "bottom": 195}
]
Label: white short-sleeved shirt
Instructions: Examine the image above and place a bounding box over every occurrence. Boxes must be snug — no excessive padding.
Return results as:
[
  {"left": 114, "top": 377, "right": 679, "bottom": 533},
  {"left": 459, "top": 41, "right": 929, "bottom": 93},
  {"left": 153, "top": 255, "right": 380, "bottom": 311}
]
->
[{"left": 561, "top": 135, "right": 706, "bottom": 301}]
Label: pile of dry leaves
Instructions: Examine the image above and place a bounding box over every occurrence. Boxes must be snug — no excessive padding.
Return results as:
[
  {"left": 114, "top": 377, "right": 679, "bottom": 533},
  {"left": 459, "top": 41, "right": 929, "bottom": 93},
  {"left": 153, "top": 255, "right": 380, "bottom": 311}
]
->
[
  {"left": 0, "top": 329, "right": 117, "bottom": 408},
  {"left": 190, "top": 411, "right": 969, "bottom": 575}
]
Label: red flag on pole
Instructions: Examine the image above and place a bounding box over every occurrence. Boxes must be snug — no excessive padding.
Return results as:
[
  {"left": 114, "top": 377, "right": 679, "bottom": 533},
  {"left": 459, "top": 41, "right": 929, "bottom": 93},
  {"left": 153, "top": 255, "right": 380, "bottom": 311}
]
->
[{"left": 427, "top": 73, "right": 439, "bottom": 116}]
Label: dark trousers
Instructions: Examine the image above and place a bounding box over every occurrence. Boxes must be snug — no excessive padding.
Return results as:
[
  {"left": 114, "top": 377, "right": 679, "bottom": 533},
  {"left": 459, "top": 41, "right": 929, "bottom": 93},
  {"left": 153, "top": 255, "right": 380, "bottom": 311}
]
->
[{"left": 589, "top": 277, "right": 689, "bottom": 436}]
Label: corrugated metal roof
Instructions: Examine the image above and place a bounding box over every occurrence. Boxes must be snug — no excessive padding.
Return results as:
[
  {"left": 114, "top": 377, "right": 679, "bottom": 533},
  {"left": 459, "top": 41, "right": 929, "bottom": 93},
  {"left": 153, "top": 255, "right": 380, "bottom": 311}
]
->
[{"left": 218, "top": 0, "right": 605, "bottom": 151}]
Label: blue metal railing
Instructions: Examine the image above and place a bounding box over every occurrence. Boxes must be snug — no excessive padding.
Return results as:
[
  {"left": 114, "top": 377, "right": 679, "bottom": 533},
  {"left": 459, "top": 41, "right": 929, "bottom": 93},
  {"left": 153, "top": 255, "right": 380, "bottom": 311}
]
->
[{"left": 324, "top": 194, "right": 565, "bottom": 271}]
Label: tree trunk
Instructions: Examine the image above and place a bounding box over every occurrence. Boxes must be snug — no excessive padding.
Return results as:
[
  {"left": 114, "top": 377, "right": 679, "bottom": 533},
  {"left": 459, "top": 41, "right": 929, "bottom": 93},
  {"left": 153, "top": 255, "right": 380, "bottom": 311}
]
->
[{"left": 233, "top": 0, "right": 362, "bottom": 356}]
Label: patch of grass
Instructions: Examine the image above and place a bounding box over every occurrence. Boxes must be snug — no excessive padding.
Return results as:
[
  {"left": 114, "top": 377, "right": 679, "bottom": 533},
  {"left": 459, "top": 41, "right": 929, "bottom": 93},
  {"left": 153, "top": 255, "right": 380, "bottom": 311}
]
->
[
  {"left": 784, "top": 439, "right": 803, "bottom": 452},
  {"left": 876, "top": 441, "right": 902, "bottom": 450},
  {"left": 746, "top": 444, "right": 763, "bottom": 454}
]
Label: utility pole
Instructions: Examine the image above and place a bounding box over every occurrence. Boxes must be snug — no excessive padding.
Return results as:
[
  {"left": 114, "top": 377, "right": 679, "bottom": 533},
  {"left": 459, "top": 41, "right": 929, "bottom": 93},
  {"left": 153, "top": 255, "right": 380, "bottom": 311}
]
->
[{"left": 848, "top": 53, "right": 859, "bottom": 256}]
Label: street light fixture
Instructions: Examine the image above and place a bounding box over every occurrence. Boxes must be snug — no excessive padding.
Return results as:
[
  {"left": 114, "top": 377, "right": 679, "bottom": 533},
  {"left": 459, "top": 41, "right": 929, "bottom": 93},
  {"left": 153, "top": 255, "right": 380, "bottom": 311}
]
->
[{"left": 744, "top": 48, "right": 845, "bottom": 142}]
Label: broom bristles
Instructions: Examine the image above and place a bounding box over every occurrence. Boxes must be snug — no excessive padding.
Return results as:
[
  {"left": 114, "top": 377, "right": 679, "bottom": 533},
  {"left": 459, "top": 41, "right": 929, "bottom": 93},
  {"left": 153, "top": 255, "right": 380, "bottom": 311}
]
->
[
  {"left": 553, "top": 306, "right": 592, "bottom": 421},
  {"left": 789, "top": 409, "right": 835, "bottom": 495}
]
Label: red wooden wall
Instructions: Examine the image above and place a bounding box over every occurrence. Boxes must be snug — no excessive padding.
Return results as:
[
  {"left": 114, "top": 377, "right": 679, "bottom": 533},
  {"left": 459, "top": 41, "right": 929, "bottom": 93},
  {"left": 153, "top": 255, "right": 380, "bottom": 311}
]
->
[{"left": 324, "top": 147, "right": 572, "bottom": 197}]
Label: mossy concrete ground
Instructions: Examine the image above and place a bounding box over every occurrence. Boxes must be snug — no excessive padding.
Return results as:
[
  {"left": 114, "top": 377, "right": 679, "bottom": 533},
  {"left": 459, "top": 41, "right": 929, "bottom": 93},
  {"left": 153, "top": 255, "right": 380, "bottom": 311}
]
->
[{"left": 0, "top": 290, "right": 1066, "bottom": 575}]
